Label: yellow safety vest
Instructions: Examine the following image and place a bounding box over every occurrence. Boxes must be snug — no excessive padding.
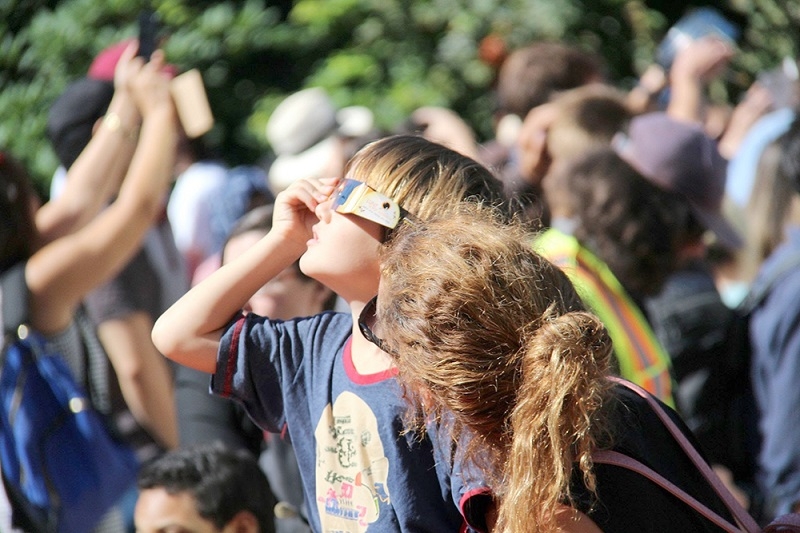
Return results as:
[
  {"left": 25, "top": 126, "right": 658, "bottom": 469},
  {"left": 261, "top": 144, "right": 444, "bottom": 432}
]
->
[{"left": 535, "top": 228, "right": 675, "bottom": 407}]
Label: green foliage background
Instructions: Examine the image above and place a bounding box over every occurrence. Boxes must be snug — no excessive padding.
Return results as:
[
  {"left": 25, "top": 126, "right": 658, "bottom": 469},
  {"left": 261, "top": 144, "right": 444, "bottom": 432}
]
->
[{"left": 1, "top": 0, "right": 798, "bottom": 194}]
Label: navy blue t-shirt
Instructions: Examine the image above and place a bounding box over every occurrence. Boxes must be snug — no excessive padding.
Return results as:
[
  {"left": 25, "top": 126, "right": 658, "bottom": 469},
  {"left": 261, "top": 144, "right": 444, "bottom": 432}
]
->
[{"left": 213, "top": 311, "right": 464, "bottom": 532}]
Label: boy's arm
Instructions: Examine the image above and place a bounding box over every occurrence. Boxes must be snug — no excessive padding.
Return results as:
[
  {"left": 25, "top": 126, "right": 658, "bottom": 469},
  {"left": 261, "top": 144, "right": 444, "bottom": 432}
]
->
[
  {"left": 152, "top": 231, "right": 305, "bottom": 372},
  {"left": 152, "top": 176, "right": 336, "bottom": 373}
]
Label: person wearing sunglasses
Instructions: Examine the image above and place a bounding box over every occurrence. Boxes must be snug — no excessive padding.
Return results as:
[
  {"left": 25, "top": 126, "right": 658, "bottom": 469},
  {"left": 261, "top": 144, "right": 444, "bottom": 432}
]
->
[
  {"left": 152, "top": 134, "right": 507, "bottom": 532},
  {"left": 367, "top": 204, "right": 742, "bottom": 533}
]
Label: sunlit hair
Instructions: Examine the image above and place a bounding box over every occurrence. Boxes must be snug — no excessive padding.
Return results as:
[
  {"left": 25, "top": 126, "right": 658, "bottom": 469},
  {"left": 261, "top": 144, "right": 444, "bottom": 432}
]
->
[
  {"left": 738, "top": 140, "right": 789, "bottom": 281},
  {"left": 377, "top": 203, "right": 614, "bottom": 532},
  {"left": 546, "top": 83, "right": 632, "bottom": 163},
  {"left": 0, "top": 151, "right": 38, "bottom": 273},
  {"left": 344, "top": 134, "right": 507, "bottom": 222}
]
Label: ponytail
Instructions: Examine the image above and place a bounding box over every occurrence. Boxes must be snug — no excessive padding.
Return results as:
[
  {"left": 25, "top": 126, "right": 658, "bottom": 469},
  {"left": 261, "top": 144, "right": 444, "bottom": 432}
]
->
[{"left": 498, "top": 310, "right": 613, "bottom": 532}]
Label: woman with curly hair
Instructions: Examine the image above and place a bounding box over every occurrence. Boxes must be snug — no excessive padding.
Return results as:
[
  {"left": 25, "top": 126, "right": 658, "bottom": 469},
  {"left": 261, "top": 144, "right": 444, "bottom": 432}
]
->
[{"left": 364, "top": 204, "right": 738, "bottom": 532}]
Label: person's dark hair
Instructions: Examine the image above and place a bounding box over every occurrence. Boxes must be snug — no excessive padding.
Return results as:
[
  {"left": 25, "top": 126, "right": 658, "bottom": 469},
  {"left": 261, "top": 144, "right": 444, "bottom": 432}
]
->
[
  {"left": 222, "top": 203, "right": 338, "bottom": 311},
  {"left": 495, "top": 42, "right": 606, "bottom": 118},
  {"left": 0, "top": 151, "right": 38, "bottom": 273},
  {"left": 46, "top": 78, "right": 115, "bottom": 170},
  {"left": 564, "top": 149, "right": 688, "bottom": 297},
  {"left": 137, "top": 443, "right": 275, "bottom": 532}
]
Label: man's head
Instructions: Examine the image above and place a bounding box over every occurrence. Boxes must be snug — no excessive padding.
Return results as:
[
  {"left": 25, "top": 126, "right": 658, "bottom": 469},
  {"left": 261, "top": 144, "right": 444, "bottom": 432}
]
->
[
  {"left": 614, "top": 112, "right": 741, "bottom": 250},
  {"left": 134, "top": 443, "right": 276, "bottom": 533},
  {"left": 46, "top": 78, "right": 114, "bottom": 170},
  {"left": 495, "top": 41, "right": 606, "bottom": 120}
]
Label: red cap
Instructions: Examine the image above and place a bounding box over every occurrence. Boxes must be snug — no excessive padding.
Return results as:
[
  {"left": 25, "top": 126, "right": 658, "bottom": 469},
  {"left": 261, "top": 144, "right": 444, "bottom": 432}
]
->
[{"left": 88, "top": 39, "right": 178, "bottom": 80}]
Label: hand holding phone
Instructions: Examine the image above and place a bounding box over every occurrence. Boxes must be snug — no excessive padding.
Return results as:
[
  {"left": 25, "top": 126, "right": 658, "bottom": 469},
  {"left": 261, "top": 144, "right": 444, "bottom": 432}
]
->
[{"left": 656, "top": 7, "right": 740, "bottom": 70}]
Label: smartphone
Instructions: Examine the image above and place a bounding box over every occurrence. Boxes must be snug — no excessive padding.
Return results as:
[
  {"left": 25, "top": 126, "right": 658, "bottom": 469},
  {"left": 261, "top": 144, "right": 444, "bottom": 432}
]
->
[
  {"left": 656, "top": 7, "right": 740, "bottom": 70},
  {"left": 137, "top": 10, "right": 160, "bottom": 60}
]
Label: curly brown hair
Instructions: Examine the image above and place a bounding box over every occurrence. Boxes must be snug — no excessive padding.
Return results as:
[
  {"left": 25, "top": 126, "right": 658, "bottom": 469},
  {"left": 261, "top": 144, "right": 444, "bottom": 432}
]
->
[{"left": 376, "top": 204, "right": 614, "bottom": 532}]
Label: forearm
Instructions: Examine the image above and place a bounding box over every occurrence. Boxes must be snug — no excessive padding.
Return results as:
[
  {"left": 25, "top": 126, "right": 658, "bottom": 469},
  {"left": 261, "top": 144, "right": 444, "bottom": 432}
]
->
[
  {"left": 152, "top": 230, "right": 306, "bottom": 371},
  {"left": 97, "top": 313, "right": 178, "bottom": 449},
  {"left": 666, "top": 75, "right": 704, "bottom": 124},
  {"left": 27, "top": 107, "right": 176, "bottom": 333},
  {"left": 36, "top": 92, "right": 140, "bottom": 243}
]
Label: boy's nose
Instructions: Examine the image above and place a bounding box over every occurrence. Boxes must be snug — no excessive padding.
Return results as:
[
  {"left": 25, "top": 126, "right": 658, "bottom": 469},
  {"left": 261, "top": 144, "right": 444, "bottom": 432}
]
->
[{"left": 314, "top": 198, "right": 332, "bottom": 223}]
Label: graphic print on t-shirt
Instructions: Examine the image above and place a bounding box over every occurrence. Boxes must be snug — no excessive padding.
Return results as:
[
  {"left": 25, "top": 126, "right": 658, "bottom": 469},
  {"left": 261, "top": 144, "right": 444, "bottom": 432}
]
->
[{"left": 315, "top": 391, "right": 390, "bottom": 531}]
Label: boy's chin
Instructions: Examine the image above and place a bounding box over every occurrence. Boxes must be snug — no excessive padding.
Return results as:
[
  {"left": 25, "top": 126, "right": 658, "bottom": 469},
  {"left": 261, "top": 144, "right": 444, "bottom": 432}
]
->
[{"left": 298, "top": 254, "right": 329, "bottom": 285}]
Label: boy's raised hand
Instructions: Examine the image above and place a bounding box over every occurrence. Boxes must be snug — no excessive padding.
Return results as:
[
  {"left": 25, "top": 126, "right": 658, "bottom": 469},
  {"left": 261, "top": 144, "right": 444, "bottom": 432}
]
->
[{"left": 272, "top": 177, "right": 338, "bottom": 248}]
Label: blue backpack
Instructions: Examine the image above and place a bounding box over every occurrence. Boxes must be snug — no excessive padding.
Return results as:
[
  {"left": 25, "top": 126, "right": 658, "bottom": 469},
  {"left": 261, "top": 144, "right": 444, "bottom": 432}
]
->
[{"left": 0, "top": 262, "right": 139, "bottom": 533}]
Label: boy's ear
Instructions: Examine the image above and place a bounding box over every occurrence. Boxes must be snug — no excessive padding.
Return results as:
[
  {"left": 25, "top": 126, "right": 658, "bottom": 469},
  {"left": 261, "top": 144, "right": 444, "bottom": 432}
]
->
[{"left": 222, "top": 510, "right": 260, "bottom": 533}]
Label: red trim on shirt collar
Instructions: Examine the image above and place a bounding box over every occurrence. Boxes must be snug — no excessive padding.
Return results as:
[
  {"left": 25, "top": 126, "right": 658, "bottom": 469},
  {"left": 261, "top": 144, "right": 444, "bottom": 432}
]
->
[
  {"left": 343, "top": 336, "right": 398, "bottom": 384},
  {"left": 459, "top": 487, "right": 494, "bottom": 533}
]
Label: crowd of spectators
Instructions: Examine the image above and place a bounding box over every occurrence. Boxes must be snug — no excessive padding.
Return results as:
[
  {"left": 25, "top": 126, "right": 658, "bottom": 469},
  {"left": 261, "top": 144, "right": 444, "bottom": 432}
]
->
[{"left": 3, "top": 9, "right": 800, "bottom": 532}]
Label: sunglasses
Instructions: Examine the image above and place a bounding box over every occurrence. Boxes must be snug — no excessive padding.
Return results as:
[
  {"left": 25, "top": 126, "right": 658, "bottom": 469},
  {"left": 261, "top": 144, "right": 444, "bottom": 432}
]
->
[
  {"left": 358, "top": 295, "right": 396, "bottom": 356},
  {"left": 330, "top": 179, "right": 410, "bottom": 229}
]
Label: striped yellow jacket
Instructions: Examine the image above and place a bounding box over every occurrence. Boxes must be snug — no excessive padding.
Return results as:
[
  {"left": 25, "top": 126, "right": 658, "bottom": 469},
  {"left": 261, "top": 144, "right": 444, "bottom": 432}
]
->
[{"left": 535, "top": 228, "right": 675, "bottom": 407}]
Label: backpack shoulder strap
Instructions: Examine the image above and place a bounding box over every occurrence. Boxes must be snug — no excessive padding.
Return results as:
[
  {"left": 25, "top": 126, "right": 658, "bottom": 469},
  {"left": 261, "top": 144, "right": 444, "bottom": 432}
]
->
[
  {"left": 606, "top": 376, "right": 761, "bottom": 532},
  {"left": 1, "top": 262, "right": 28, "bottom": 337},
  {"left": 592, "top": 449, "right": 743, "bottom": 533}
]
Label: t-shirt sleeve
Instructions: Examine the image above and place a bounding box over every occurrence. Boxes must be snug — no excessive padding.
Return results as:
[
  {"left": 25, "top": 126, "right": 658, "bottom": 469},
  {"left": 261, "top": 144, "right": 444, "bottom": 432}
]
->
[
  {"left": 427, "top": 418, "right": 493, "bottom": 533},
  {"left": 210, "top": 311, "right": 348, "bottom": 434}
]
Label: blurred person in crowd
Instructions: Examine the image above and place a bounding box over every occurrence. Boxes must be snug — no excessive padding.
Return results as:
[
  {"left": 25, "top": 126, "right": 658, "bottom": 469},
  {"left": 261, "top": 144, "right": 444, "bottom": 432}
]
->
[
  {"left": 519, "top": 83, "right": 633, "bottom": 229},
  {"left": 1, "top": 42, "right": 178, "bottom": 533},
  {"left": 46, "top": 40, "right": 187, "bottom": 460},
  {"left": 537, "top": 148, "right": 684, "bottom": 406},
  {"left": 748, "top": 114, "right": 800, "bottom": 521},
  {"left": 480, "top": 41, "right": 607, "bottom": 224},
  {"left": 726, "top": 58, "right": 800, "bottom": 210},
  {"left": 616, "top": 112, "right": 757, "bottom": 507},
  {"left": 264, "top": 87, "right": 377, "bottom": 194},
  {"left": 134, "top": 443, "right": 276, "bottom": 533}
]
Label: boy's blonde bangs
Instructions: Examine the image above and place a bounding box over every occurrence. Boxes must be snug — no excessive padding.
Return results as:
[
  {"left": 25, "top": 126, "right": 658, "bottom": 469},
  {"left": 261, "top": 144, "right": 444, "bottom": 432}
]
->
[{"left": 344, "top": 135, "right": 504, "bottom": 221}]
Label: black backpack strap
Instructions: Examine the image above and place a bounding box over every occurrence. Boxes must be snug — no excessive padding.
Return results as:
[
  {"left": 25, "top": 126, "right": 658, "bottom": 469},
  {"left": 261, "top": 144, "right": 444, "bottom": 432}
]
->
[
  {"left": 1, "top": 263, "right": 29, "bottom": 370},
  {"left": 1, "top": 262, "right": 28, "bottom": 337}
]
